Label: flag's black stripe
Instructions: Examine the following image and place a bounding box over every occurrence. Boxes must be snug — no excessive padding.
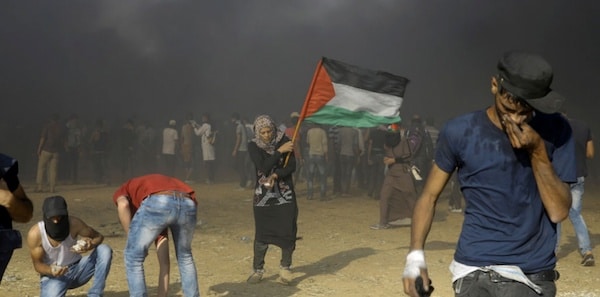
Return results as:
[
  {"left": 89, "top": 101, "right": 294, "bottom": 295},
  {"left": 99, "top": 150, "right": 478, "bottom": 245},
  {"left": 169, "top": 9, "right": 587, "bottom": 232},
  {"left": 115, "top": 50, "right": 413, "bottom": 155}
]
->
[{"left": 322, "top": 57, "right": 409, "bottom": 97}]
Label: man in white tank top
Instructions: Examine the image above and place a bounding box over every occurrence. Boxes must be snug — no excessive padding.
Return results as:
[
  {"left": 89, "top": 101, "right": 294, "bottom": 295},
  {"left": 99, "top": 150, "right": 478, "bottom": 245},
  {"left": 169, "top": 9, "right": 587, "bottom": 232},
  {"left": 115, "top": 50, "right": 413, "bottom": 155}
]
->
[{"left": 26, "top": 196, "right": 112, "bottom": 297}]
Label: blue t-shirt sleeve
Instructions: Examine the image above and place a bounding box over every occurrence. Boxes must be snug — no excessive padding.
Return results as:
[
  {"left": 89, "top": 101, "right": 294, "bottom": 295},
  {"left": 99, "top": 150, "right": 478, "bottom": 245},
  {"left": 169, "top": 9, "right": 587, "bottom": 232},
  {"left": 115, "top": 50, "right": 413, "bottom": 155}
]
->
[{"left": 434, "top": 121, "right": 459, "bottom": 174}]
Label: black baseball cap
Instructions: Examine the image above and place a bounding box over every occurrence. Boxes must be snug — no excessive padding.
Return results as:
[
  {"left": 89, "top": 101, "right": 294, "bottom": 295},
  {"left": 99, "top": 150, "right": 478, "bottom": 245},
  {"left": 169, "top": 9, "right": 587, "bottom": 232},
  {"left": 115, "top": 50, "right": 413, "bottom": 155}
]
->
[
  {"left": 497, "top": 51, "right": 565, "bottom": 114},
  {"left": 43, "top": 195, "right": 69, "bottom": 218}
]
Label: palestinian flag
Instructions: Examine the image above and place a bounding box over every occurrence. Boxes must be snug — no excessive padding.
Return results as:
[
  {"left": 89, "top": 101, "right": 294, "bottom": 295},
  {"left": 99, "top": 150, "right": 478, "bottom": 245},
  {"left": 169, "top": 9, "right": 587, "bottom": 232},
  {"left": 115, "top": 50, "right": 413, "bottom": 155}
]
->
[{"left": 300, "top": 57, "right": 409, "bottom": 128}]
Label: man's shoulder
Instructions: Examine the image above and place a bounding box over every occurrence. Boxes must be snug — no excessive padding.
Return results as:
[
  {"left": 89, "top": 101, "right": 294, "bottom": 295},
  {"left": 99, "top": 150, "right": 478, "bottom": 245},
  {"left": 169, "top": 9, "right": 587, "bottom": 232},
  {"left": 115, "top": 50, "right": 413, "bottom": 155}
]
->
[{"left": 26, "top": 221, "right": 42, "bottom": 244}]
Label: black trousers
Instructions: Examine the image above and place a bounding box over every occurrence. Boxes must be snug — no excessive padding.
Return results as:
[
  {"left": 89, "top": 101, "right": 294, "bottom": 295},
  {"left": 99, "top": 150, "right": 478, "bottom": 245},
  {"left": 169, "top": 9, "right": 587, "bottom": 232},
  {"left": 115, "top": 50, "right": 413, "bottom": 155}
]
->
[{"left": 253, "top": 240, "right": 294, "bottom": 271}]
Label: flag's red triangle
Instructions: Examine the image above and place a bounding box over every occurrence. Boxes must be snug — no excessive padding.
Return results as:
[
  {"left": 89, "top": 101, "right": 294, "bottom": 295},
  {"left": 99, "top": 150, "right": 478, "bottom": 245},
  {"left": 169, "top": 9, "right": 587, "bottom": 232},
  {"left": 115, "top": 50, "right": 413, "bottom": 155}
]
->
[{"left": 304, "top": 63, "right": 335, "bottom": 118}]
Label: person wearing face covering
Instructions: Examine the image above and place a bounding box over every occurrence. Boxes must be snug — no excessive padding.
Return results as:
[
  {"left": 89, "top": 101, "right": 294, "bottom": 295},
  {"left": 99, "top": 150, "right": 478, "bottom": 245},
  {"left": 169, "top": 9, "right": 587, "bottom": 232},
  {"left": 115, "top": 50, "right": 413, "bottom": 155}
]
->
[
  {"left": 246, "top": 115, "right": 298, "bottom": 285},
  {"left": 0, "top": 153, "right": 34, "bottom": 284},
  {"left": 26, "top": 196, "right": 112, "bottom": 297}
]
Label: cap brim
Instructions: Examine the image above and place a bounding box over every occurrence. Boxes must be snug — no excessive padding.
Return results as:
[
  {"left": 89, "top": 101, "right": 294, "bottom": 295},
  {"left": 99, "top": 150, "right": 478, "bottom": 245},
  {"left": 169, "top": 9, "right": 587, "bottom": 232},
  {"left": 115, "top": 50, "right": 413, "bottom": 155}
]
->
[{"left": 524, "top": 90, "right": 565, "bottom": 114}]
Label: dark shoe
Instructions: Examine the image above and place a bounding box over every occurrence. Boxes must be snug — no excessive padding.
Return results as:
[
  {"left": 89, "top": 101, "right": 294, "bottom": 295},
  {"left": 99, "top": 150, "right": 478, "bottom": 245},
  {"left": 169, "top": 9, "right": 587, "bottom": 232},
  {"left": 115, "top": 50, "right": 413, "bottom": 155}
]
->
[
  {"left": 370, "top": 223, "right": 390, "bottom": 230},
  {"left": 247, "top": 269, "right": 264, "bottom": 284},
  {"left": 581, "top": 252, "right": 595, "bottom": 266}
]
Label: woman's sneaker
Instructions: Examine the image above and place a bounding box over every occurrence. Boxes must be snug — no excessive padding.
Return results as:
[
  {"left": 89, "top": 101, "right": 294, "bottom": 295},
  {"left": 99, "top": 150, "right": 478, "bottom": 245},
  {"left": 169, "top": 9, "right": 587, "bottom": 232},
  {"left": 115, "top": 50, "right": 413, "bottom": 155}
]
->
[
  {"left": 278, "top": 267, "right": 293, "bottom": 285},
  {"left": 581, "top": 252, "right": 595, "bottom": 267},
  {"left": 247, "top": 269, "right": 264, "bottom": 284}
]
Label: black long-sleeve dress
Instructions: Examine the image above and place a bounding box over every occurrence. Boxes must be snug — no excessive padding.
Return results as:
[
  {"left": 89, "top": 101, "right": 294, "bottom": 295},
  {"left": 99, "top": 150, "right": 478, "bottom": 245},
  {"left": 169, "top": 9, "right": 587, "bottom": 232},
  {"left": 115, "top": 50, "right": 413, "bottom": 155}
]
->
[{"left": 247, "top": 135, "right": 298, "bottom": 249}]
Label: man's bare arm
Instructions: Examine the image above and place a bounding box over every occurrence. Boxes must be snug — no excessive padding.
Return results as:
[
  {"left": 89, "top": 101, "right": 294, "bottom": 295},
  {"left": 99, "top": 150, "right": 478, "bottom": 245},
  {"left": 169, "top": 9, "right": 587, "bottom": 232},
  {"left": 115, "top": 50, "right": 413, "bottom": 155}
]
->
[
  {"left": 410, "top": 164, "right": 451, "bottom": 250},
  {"left": 115, "top": 196, "right": 132, "bottom": 235},
  {"left": 0, "top": 185, "right": 33, "bottom": 223}
]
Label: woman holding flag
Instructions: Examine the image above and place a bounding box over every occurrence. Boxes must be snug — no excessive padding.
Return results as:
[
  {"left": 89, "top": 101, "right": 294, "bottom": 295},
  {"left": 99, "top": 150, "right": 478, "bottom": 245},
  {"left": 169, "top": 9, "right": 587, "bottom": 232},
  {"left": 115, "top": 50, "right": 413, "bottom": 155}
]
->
[{"left": 246, "top": 115, "right": 298, "bottom": 285}]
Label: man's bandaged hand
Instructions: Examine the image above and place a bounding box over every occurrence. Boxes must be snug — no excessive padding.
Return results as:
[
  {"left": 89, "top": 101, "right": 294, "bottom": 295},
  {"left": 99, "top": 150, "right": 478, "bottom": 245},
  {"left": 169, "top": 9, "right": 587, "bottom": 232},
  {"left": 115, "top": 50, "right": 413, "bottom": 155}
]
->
[{"left": 403, "top": 250, "right": 427, "bottom": 278}]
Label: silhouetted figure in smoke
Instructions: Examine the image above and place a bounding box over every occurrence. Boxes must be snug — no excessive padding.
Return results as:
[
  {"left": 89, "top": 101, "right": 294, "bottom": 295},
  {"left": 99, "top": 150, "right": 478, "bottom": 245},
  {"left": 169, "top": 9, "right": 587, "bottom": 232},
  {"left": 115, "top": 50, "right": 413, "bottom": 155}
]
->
[
  {"left": 89, "top": 119, "right": 109, "bottom": 185},
  {"left": 63, "top": 114, "right": 83, "bottom": 184},
  {"left": 180, "top": 113, "right": 195, "bottom": 183},
  {"left": 231, "top": 112, "right": 250, "bottom": 190},
  {"left": 161, "top": 120, "right": 178, "bottom": 178},
  {"left": 118, "top": 119, "right": 136, "bottom": 182},
  {"left": 35, "top": 113, "right": 64, "bottom": 193},
  {"left": 192, "top": 113, "right": 217, "bottom": 184}
]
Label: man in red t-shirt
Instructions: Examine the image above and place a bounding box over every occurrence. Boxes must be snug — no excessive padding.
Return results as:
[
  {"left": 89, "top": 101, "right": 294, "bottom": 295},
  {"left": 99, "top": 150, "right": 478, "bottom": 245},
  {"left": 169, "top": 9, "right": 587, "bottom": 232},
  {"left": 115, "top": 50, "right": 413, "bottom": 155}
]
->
[{"left": 113, "top": 174, "right": 199, "bottom": 297}]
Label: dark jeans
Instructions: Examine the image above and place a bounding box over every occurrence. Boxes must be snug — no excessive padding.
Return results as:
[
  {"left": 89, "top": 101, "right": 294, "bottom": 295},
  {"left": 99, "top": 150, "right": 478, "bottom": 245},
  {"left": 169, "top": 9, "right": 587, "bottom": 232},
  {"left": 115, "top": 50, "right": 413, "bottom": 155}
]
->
[
  {"left": 339, "top": 155, "right": 355, "bottom": 194},
  {"left": 328, "top": 152, "right": 341, "bottom": 194},
  {"left": 0, "top": 250, "right": 13, "bottom": 283},
  {"left": 453, "top": 270, "right": 556, "bottom": 297},
  {"left": 63, "top": 147, "right": 80, "bottom": 183},
  {"left": 306, "top": 154, "right": 327, "bottom": 198},
  {"left": 234, "top": 151, "right": 249, "bottom": 188},
  {"left": 161, "top": 154, "right": 177, "bottom": 177},
  {"left": 90, "top": 151, "right": 108, "bottom": 184},
  {"left": 367, "top": 152, "right": 385, "bottom": 198},
  {"left": 253, "top": 241, "right": 294, "bottom": 270},
  {"left": 204, "top": 160, "right": 216, "bottom": 183}
]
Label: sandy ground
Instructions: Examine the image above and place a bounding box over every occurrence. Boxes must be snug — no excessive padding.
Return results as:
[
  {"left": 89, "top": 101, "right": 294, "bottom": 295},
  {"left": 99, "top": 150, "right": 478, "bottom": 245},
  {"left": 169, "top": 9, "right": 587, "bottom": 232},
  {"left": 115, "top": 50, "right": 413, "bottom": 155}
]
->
[{"left": 2, "top": 178, "right": 599, "bottom": 297}]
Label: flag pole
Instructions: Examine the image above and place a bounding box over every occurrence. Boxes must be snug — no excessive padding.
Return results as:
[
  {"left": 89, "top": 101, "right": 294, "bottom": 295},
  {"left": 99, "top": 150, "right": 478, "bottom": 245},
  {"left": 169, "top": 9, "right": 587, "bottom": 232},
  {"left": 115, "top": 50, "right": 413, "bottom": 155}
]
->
[{"left": 284, "top": 57, "right": 324, "bottom": 167}]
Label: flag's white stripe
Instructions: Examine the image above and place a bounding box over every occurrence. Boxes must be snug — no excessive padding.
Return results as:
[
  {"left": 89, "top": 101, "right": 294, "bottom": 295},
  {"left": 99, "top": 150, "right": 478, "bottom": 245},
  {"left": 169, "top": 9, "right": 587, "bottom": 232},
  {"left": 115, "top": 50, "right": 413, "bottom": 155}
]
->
[{"left": 327, "top": 83, "right": 403, "bottom": 117}]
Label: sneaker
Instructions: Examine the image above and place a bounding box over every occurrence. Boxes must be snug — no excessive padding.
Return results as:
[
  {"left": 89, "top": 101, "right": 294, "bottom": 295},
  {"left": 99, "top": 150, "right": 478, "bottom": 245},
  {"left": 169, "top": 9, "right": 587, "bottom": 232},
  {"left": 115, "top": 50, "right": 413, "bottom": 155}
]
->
[
  {"left": 278, "top": 267, "right": 293, "bottom": 285},
  {"left": 581, "top": 252, "right": 595, "bottom": 266},
  {"left": 450, "top": 208, "right": 463, "bottom": 213},
  {"left": 370, "top": 223, "right": 390, "bottom": 230},
  {"left": 388, "top": 218, "right": 412, "bottom": 227},
  {"left": 247, "top": 269, "right": 264, "bottom": 284}
]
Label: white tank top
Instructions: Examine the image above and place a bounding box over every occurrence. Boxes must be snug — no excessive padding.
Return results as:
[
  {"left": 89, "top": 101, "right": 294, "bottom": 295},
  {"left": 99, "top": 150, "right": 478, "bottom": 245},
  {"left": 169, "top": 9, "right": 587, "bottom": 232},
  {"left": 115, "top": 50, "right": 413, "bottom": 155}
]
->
[{"left": 38, "top": 221, "right": 82, "bottom": 266}]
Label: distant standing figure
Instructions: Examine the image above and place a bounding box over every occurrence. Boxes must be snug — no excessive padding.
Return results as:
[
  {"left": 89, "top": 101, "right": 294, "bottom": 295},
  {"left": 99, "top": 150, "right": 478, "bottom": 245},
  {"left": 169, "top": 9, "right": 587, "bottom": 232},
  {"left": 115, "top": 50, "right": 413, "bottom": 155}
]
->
[
  {"left": 231, "top": 113, "right": 250, "bottom": 189},
  {"left": 35, "top": 114, "right": 64, "bottom": 193},
  {"left": 89, "top": 119, "right": 109, "bottom": 185},
  {"left": 113, "top": 174, "right": 199, "bottom": 297},
  {"left": 246, "top": 115, "right": 298, "bottom": 285},
  {"left": 338, "top": 126, "right": 359, "bottom": 196},
  {"left": 181, "top": 114, "right": 196, "bottom": 183},
  {"left": 305, "top": 122, "right": 328, "bottom": 200},
  {"left": 162, "top": 120, "right": 179, "bottom": 177},
  {"left": 63, "top": 114, "right": 83, "bottom": 184},
  {"left": 193, "top": 113, "right": 217, "bottom": 184},
  {"left": 370, "top": 122, "right": 417, "bottom": 230},
  {"left": 118, "top": 119, "right": 136, "bottom": 181}
]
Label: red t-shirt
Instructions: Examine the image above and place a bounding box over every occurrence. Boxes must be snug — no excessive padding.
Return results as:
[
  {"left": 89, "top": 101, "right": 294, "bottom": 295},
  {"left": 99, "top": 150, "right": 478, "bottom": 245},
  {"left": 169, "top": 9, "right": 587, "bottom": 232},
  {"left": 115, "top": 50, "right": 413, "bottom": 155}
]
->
[{"left": 112, "top": 174, "right": 196, "bottom": 210}]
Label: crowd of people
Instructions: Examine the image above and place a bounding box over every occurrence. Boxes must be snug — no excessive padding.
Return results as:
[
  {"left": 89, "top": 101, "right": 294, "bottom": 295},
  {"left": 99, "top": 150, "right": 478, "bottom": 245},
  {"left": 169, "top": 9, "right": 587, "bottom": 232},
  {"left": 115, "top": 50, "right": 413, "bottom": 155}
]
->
[{"left": 0, "top": 51, "right": 596, "bottom": 297}]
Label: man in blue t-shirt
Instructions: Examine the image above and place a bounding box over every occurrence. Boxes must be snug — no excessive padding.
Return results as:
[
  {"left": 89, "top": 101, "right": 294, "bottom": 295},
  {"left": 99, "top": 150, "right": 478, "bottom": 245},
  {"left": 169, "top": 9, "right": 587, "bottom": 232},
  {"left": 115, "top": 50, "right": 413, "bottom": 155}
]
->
[
  {"left": 0, "top": 153, "right": 34, "bottom": 283},
  {"left": 402, "top": 51, "right": 576, "bottom": 297}
]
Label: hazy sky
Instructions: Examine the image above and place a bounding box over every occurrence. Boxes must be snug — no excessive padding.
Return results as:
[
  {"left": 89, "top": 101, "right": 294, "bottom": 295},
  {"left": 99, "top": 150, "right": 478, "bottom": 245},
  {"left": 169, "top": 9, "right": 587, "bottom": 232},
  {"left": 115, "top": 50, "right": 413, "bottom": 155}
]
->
[{"left": 1, "top": 1, "right": 599, "bottom": 126}]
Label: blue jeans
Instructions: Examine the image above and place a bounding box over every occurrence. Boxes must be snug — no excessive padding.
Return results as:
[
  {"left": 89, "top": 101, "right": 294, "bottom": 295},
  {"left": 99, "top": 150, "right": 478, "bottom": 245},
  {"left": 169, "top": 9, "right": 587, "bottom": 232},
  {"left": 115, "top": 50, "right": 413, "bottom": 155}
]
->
[
  {"left": 557, "top": 176, "right": 592, "bottom": 255},
  {"left": 307, "top": 154, "right": 327, "bottom": 198},
  {"left": 124, "top": 194, "right": 199, "bottom": 297},
  {"left": 40, "top": 244, "right": 112, "bottom": 297}
]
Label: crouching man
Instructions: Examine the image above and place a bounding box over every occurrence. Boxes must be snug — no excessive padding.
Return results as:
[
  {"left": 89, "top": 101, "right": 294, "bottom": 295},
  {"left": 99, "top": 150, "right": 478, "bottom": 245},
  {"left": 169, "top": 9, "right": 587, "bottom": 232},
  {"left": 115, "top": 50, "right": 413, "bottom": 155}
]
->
[{"left": 27, "top": 196, "right": 112, "bottom": 297}]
